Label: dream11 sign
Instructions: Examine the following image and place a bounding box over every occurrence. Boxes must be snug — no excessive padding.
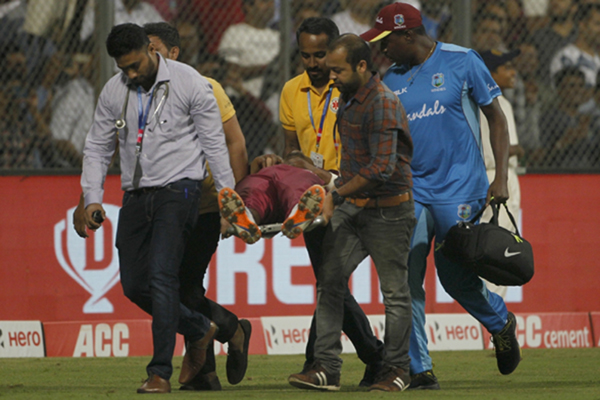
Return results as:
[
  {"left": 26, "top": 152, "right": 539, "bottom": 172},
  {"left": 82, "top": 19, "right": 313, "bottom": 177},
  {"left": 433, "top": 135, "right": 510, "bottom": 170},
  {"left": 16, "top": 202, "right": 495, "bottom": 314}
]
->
[{"left": 54, "top": 205, "right": 121, "bottom": 314}]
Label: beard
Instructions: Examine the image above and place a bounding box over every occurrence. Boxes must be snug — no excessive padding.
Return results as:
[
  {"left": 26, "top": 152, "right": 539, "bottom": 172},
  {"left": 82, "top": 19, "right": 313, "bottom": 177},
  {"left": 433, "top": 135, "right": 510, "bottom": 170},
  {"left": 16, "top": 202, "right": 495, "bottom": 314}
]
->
[{"left": 336, "top": 72, "right": 362, "bottom": 100}]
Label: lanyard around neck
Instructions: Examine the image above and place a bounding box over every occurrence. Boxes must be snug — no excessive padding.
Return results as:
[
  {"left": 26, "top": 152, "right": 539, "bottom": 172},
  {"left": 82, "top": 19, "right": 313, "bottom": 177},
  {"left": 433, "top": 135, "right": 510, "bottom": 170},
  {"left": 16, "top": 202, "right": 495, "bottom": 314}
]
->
[
  {"left": 307, "top": 86, "right": 333, "bottom": 152},
  {"left": 136, "top": 86, "right": 155, "bottom": 155}
]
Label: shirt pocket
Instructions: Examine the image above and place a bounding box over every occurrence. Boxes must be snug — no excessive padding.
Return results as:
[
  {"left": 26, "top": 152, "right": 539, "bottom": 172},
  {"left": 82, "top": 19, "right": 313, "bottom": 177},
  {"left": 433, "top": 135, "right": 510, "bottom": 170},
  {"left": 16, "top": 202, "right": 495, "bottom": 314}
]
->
[
  {"left": 340, "top": 121, "right": 368, "bottom": 154},
  {"left": 147, "top": 98, "right": 178, "bottom": 140}
]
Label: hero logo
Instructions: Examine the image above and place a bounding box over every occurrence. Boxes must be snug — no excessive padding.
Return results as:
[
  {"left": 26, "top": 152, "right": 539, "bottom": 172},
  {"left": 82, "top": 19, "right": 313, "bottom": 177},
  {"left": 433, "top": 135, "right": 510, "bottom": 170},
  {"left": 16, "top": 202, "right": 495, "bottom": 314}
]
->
[
  {"left": 54, "top": 205, "right": 121, "bottom": 314},
  {"left": 428, "top": 321, "right": 480, "bottom": 344},
  {"left": 0, "top": 328, "right": 42, "bottom": 348}
]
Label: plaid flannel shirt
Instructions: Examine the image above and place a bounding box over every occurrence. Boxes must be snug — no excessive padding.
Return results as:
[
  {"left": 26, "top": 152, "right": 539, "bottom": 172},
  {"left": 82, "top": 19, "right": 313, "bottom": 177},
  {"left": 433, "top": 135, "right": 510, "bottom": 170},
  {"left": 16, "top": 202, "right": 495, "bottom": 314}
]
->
[{"left": 335, "top": 73, "right": 413, "bottom": 198}]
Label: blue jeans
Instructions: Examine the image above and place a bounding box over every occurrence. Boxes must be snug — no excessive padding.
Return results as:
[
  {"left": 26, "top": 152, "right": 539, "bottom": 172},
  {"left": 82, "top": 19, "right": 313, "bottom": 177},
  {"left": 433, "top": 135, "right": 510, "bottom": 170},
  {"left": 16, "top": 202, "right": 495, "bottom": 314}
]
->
[
  {"left": 314, "top": 200, "right": 416, "bottom": 374},
  {"left": 116, "top": 179, "right": 212, "bottom": 380},
  {"left": 408, "top": 199, "right": 508, "bottom": 374}
]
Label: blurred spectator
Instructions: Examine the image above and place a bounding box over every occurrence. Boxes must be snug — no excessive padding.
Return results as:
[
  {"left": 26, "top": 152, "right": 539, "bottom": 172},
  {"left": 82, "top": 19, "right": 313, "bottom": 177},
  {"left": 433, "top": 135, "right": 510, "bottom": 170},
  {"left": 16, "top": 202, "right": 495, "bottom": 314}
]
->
[
  {"left": 513, "top": 42, "right": 543, "bottom": 159},
  {"left": 550, "top": 2, "right": 600, "bottom": 87},
  {"left": 522, "top": 0, "right": 550, "bottom": 32},
  {"left": 529, "top": 0, "right": 577, "bottom": 80},
  {"left": 331, "top": 0, "right": 387, "bottom": 35},
  {"left": 174, "top": 19, "right": 203, "bottom": 66},
  {"left": 212, "top": 21, "right": 279, "bottom": 158},
  {"left": 189, "top": 0, "right": 245, "bottom": 55},
  {"left": 49, "top": 51, "right": 95, "bottom": 167},
  {"left": 80, "top": 0, "right": 164, "bottom": 41},
  {"left": 436, "top": 13, "right": 453, "bottom": 43},
  {"left": 0, "top": 0, "right": 20, "bottom": 19},
  {"left": 588, "top": 69, "right": 600, "bottom": 158},
  {"left": 475, "top": 1, "right": 509, "bottom": 34},
  {"left": 261, "top": 2, "right": 324, "bottom": 120},
  {"left": 146, "top": 0, "right": 179, "bottom": 21},
  {"left": 420, "top": 0, "right": 451, "bottom": 39},
  {"left": 219, "top": 0, "right": 280, "bottom": 98},
  {"left": 0, "top": 87, "right": 37, "bottom": 168},
  {"left": 540, "top": 67, "right": 596, "bottom": 168},
  {"left": 472, "top": 14, "right": 507, "bottom": 52},
  {"left": 474, "top": 0, "right": 527, "bottom": 48},
  {"left": 0, "top": 84, "right": 65, "bottom": 169},
  {"left": 0, "top": 0, "right": 25, "bottom": 50},
  {"left": 197, "top": 54, "right": 228, "bottom": 84},
  {"left": 505, "top": 0, "right": 527, "bottom": 44}
]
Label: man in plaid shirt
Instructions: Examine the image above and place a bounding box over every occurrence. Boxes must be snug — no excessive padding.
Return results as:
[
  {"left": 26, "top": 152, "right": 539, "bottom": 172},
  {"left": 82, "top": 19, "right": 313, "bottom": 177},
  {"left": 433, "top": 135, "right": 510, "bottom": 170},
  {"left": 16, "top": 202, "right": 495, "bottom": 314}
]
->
[{"left": 288, "top": 34, "right": 416, "bottom": 392}]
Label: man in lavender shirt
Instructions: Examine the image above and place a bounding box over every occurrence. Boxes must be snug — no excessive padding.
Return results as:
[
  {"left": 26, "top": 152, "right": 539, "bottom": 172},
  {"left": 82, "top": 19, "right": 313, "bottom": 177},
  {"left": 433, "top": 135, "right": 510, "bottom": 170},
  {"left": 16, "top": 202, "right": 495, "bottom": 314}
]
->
[{"left": 80, "top": 23, "right": 235, "bottom": 394}]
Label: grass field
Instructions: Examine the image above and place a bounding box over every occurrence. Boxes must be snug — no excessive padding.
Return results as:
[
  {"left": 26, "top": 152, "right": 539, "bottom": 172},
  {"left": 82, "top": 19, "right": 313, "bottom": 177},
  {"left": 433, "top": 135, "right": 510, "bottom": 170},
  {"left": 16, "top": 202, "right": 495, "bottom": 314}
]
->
[{"left": 1, "top": 348, "right": 599, "bottom": 399}]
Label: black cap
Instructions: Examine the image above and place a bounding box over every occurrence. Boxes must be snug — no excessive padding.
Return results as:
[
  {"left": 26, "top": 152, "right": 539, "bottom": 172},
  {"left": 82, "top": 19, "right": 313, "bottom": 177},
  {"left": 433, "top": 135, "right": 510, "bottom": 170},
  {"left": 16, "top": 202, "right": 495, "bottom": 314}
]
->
[{"left": 480, "top": 49, "right": 521, "bottom": 71}]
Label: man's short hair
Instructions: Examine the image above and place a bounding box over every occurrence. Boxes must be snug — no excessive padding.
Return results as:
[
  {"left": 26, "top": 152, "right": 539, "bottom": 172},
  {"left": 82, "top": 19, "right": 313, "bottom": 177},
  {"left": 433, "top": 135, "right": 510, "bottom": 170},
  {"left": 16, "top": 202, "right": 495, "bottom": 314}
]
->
[
  {"left": 144, "top": 22, "right": 180, "bottom": 50},
  {"left": 106, "top": 23, "right": 149, "bottom": 58},
  {"left": 330, "top": 33, "right": 373, "bottom": 71},
  {"left": 296, "top": 17, "right": 340, "bottom": 46}
]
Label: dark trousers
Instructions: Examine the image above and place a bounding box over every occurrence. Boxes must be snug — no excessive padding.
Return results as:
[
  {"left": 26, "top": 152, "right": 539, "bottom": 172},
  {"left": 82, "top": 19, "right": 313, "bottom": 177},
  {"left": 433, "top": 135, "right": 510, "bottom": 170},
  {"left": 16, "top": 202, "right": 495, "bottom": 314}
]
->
[
  {"left": 179, "top": 211, "right": 239, "bottom": 373},
  {"left": 116, "top": 179, "right": 211, "bottom": 380},
  {"left": 303, "top": 225, "right": 385, "bottom": 368}
]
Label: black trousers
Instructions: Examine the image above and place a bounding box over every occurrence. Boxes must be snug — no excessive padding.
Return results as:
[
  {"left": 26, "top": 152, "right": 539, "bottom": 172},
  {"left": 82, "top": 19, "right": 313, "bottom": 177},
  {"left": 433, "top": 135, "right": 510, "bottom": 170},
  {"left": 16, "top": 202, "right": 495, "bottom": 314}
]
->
[
  {"left": 117, "top": 179, "right": 210, "bottom": 380},
  {"left": 179, "top": 211, "right": 239, "bottom": 373},
  {"left": 302, "top": 225, "right": 385, "bottom": 368}
]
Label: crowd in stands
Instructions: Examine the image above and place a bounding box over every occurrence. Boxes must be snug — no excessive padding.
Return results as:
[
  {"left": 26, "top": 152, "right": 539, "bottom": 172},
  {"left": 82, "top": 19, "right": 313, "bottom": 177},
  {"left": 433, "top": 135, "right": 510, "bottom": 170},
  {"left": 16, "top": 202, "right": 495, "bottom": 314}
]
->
[{"left": 0, "top": 0, "right": 598, "bottom": 170}]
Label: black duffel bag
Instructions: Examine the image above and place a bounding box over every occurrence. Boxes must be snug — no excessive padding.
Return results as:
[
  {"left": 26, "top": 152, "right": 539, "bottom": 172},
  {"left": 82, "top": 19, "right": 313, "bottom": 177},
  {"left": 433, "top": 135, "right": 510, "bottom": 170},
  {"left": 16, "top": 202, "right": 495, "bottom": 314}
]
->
[{"left": 441, "top": 202, "right": 534, "bottom": 286}]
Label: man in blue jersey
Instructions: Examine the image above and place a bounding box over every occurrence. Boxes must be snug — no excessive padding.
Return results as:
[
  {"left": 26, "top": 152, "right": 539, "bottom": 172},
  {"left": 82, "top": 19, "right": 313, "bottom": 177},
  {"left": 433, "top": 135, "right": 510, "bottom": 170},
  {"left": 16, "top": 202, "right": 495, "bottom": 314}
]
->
[{"left": 361, "top": 3, "right": 520, "bottom": 390}]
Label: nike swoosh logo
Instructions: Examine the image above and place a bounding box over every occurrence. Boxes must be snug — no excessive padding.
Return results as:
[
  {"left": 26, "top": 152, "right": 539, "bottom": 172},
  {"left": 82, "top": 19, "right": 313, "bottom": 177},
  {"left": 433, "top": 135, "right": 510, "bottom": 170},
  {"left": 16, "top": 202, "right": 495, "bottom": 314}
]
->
[{"left": 504, "top": 248, "right": 521, "bottom": 258}]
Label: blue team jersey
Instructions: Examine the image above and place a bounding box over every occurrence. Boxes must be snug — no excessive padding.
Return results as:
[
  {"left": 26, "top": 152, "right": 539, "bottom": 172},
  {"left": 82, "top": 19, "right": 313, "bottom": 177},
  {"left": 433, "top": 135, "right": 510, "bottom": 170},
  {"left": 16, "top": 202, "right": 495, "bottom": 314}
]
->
[{"left": 383, "top": 42, "right": 501, "bottom": 204}]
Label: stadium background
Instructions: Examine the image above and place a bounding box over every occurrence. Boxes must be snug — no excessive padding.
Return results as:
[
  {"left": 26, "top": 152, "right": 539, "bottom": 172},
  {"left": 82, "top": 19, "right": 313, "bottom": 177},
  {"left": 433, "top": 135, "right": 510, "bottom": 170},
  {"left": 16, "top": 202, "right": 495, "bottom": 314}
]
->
[{"left": 1, "top": 0, "right": 599, "bottom": 357}]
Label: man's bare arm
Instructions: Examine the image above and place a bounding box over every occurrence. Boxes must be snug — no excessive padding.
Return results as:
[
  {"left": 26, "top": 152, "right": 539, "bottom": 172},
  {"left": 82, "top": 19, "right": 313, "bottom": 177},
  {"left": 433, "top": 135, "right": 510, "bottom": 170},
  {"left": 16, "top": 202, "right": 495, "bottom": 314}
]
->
[
  {"left": 283, "top": 129, "right": 301, "bottom": 157},
  {"left": 223, "top": 114, "right": 248, "bottom": 183}
]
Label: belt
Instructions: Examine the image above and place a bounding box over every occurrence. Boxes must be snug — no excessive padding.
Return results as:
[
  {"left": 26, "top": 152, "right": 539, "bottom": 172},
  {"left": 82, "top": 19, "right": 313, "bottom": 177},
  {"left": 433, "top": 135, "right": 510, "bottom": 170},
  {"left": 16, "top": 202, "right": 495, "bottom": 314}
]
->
[
  {"left": 129, "top": 186, "right": 163, "bottom": 195},
  {"left": 346, "top": 192, "right": 411, "bottom": 208}
]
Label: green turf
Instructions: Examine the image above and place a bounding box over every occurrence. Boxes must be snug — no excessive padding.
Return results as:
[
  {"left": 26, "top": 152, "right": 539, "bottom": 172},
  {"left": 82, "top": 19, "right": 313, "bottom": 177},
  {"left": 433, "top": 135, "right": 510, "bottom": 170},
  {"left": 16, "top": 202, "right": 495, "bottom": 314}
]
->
[{"left": 1, "top": 348, "right": 599, "bottom": 399}]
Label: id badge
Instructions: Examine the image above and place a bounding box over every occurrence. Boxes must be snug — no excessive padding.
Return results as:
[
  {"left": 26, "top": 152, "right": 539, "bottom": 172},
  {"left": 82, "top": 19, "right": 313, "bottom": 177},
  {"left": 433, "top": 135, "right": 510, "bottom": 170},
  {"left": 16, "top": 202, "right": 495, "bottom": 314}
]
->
[{"left": 310, "top": 151, "right": 324, "bottom": 169}]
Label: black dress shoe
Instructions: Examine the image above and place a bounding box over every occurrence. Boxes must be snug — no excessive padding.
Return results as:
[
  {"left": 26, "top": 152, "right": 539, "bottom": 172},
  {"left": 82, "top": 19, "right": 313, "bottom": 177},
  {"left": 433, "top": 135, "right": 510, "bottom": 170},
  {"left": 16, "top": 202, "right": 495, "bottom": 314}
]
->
[
  {"left": 137, "top": 373, "right": 171, "bottom": 393},
  {"left": 226, "top": 319, "right": 252, "bottom": 385},
  {"left": 179, "top": 321, "right": 219, "bottom": 384}
]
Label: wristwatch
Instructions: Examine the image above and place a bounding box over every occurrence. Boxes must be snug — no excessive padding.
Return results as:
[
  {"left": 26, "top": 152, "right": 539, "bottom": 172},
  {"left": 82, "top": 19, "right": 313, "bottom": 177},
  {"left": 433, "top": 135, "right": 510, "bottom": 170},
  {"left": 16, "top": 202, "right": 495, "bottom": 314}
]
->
[{"left": 331, "top": 190, "right": 345, "bottom": 206}]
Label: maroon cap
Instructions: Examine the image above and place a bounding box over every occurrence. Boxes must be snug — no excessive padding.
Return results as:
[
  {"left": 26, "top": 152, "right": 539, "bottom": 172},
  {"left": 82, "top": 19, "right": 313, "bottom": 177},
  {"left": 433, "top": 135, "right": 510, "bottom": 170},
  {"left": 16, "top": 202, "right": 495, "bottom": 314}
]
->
[{"left": 360, "top": 2, "right": 423, "bottom": 42}]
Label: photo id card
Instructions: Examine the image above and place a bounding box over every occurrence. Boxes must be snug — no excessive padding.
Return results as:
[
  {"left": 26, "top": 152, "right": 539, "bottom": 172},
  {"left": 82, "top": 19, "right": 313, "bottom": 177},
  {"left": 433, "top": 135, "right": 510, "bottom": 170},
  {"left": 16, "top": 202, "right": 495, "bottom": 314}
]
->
[{"left": 310, "top": 151, "right": 324, "bottom": 169}]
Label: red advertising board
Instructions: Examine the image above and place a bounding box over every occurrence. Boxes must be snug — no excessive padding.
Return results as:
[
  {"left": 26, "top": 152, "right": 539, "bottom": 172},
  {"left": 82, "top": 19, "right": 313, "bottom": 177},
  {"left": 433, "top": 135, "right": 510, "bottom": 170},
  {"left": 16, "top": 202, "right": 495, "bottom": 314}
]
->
[
  {"left": 0, "top": 174, "right": 599, "bottom": 324},
  {"left": 482, "top": 313, "right": 593, "bottom": 350},
  {"left": 42, "top": 318, "right": 267, "bottom": 358}
]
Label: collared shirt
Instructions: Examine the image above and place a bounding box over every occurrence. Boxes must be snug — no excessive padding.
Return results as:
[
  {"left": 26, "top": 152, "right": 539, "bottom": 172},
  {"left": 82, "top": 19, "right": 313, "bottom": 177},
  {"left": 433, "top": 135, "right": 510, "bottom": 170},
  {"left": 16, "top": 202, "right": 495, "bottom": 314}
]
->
[
  {"left": 336, "top": 73, "right": 413, "bottom": 198},
  {"left": 82, "top": 54, "right": 234, "bottom": 207},
  {"left": 280, "top": 71, "right": 342, "bottom": 170}
]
